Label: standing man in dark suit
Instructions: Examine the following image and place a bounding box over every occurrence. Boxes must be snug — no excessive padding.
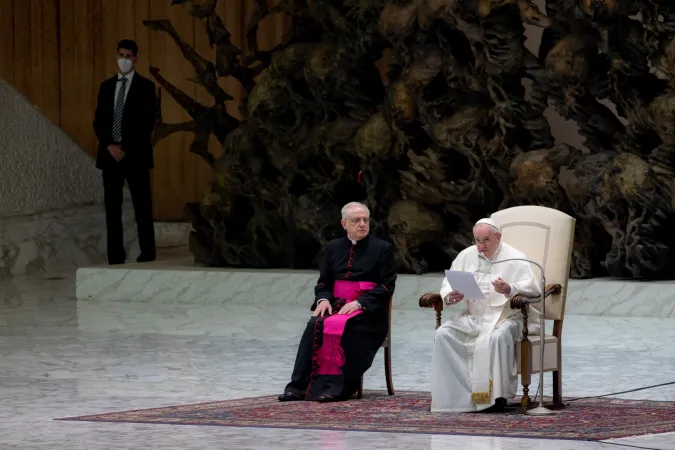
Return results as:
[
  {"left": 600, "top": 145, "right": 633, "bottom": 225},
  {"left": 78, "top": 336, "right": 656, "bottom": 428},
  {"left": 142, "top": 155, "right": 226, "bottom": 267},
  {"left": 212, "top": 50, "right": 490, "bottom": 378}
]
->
[{"left": 94, "top": 39, "right": 157, "bottom": 264}]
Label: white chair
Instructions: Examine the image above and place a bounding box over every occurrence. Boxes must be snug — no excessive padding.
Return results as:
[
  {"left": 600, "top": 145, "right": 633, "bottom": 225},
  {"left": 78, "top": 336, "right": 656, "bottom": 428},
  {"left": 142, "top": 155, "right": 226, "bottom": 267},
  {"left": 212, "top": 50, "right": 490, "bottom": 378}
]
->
[{"left": 490, "top": 205, "right": 575, "bottom": 408}]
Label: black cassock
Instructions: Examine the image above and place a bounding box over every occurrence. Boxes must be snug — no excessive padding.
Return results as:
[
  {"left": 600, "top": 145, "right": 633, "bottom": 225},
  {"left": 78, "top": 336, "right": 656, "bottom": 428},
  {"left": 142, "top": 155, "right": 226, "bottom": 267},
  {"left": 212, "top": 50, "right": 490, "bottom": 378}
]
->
[{"left": 283, "top": 235, "right": 397, "bottom": 401}]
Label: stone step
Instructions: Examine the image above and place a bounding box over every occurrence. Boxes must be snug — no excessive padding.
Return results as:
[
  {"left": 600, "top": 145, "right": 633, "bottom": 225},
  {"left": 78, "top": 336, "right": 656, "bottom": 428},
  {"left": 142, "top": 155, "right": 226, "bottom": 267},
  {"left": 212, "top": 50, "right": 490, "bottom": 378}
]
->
[{"left": 74, "top": 259, "right": 675, "bottom": 319}]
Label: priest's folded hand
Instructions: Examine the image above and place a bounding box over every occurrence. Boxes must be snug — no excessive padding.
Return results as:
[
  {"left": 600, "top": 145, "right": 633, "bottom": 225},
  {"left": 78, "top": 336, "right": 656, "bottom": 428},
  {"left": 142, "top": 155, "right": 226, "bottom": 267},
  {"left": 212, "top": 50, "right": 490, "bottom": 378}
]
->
[
  {"left": 337, "top": 302, "right": 361, "bottom": 315},
  {"left": 312, "top": 300, "right": 332, "bottom": 317}
]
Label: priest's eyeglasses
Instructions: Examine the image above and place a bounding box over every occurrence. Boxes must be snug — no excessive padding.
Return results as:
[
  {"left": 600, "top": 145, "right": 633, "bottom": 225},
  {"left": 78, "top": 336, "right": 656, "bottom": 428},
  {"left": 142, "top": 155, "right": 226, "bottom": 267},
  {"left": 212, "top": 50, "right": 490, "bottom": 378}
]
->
[{"left": 348, "top": 217, "right": 370, "bottom": 224}]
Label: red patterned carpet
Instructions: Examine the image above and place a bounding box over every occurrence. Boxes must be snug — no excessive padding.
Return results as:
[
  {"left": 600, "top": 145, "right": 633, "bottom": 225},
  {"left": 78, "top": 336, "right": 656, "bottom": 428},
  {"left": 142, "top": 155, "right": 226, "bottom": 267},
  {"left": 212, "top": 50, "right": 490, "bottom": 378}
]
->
[{"left": 56, "top": 391, "right": 675, "bottom": 441}]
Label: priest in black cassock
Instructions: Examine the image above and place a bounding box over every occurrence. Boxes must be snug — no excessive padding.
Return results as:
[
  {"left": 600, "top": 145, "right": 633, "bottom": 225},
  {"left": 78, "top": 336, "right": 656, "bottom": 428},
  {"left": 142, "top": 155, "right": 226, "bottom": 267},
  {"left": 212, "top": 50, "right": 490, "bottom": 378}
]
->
[{"left": 279, "top": 202, "right": 397, "bottom": 402}]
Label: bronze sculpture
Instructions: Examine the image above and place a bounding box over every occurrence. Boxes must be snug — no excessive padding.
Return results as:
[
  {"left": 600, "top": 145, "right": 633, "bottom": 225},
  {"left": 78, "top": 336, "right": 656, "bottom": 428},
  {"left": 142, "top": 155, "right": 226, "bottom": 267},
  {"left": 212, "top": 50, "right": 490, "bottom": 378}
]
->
[{"left": 146, "top": 0, "right": 675, "bottom": 279}]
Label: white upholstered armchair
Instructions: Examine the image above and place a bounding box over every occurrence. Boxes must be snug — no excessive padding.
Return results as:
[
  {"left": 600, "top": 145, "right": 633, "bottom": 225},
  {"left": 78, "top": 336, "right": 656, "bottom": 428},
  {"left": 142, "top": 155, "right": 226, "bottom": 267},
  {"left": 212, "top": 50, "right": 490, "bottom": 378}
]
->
[{"left": 419, "top": 205, "right": 575, "bottom": 410}]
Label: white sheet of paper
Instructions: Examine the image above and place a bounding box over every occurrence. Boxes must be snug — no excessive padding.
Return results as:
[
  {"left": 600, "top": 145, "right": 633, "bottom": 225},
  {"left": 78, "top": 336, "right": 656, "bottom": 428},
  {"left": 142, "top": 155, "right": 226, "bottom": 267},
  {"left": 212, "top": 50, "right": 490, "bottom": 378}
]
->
[{"left": 444, "top": 270, "right": 486, "bottom": 301}]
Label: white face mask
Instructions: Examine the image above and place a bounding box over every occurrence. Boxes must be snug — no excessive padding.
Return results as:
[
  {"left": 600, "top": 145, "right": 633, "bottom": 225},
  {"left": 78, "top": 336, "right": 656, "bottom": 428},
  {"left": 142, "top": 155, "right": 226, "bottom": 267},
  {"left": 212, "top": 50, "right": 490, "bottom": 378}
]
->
[{"left": 117, "top": 57, "right": 133, "bottom": 74}]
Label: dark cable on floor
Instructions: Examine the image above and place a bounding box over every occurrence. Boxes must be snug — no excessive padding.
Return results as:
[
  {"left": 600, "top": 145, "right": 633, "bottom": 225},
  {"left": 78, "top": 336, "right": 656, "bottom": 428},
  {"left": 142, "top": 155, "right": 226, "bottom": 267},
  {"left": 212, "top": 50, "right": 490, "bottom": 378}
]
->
[
  {"left": 503, "top": 381, "right": 675, "bottom": 448},
  {"left": 565, "top": 380, "right": 675, "bottom": 402},
  {"left": 523, "top": 379, "right": 675, "bottom": 406},
  {"left": 601, "top": 441, "right": 664, "bottom": 450}
]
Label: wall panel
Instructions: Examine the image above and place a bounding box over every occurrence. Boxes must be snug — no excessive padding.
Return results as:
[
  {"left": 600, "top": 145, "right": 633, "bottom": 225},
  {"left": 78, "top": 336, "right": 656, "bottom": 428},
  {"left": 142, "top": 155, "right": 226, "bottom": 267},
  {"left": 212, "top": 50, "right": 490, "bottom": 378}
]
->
[
  {"left": 148, "top": 2, "right": 198, "bottom": 220},
  {"left": 4, "top": 0, "right": 60, "bottom": 126},
  {"left": 0, "top": 0, "right": 15, "bottom": 84}
]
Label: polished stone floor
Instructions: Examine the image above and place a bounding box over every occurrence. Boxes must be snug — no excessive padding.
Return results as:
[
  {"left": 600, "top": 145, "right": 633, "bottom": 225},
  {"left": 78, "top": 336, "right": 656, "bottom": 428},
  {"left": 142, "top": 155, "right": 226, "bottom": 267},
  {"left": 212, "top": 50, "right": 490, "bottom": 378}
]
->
[{"left": 1, "top": 273, "right": 675, "bottom": 449}]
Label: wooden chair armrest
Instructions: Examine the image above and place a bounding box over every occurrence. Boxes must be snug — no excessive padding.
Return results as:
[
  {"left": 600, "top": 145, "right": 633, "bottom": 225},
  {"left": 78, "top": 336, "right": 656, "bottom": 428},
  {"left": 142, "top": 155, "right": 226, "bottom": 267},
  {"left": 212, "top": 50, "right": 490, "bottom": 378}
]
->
[
  {"left": 510, "top": 284, "right": 562, "bottom": 309},
  {"left": 419, "top": 293, "right": 443, "bottom": 311},
  {"left": 419, "top": 293, "right": 444, "bottom": 329}
]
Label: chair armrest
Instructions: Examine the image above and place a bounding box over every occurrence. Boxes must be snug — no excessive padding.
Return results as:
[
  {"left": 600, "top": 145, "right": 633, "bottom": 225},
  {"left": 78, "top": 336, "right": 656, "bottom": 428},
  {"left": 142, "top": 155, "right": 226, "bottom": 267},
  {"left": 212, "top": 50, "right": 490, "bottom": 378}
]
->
[
  {"left": 419, "top": 293, "right": 443, "bottom": 311},
  {"left": 510, "top": 284, "right": 562, "bottom": 309},
  {"left": 419, "top": 293, "right": 444, "bottom": 329}
]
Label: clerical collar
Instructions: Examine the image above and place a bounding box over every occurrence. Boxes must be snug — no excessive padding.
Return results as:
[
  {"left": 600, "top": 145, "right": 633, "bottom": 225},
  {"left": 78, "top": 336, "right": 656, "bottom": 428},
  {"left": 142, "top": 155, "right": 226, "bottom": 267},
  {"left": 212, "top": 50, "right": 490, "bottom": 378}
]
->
[{"left": 347, "top": 235, "right": 369, "bottom": 245}]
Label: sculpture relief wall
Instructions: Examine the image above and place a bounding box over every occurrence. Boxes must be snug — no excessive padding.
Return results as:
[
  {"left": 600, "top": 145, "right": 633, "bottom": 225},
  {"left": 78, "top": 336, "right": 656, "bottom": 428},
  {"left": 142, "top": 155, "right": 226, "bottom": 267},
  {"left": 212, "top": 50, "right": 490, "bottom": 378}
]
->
[{"left": 149, "top": 0, "right": 675, "bottom": 280}]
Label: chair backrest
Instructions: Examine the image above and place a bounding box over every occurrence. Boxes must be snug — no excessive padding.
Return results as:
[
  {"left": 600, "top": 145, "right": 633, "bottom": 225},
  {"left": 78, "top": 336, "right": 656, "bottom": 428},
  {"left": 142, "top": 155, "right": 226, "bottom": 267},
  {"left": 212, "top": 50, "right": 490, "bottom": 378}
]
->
[{"left": 489, "top": 206, "right": 575, "bottom": 321}]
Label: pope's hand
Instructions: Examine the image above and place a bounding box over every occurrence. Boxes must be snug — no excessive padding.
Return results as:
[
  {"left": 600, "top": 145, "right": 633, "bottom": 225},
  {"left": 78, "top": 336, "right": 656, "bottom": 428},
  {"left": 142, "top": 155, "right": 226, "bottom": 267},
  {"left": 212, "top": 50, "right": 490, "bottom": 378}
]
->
[
  {"left": 446, "top": 291, "right": 464, "bottom": 305},
  {"left": 492, "top": 277, "right": 511, "bottom": 295}
]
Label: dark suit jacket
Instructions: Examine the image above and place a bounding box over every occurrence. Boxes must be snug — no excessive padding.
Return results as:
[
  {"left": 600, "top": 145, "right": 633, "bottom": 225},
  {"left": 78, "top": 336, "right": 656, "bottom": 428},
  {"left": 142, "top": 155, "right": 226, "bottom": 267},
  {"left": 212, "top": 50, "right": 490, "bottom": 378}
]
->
[{"left": 93, "top": 72, "right": 157, "bottom": 170}]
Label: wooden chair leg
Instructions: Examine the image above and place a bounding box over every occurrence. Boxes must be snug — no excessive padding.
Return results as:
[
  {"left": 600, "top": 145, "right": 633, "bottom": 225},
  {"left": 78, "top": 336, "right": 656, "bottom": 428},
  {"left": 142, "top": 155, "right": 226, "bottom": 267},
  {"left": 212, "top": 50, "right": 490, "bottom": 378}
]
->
[
  {"left": 520, "top": 341, "right": 531, "bottom": 412},
  {"left": 357, "top": 376, "right": 364, "bottom": 399},
  {"left": 552, "top": 370, "right": 562, "bottom": 405},
  {"left": 385, "top": 346, "right": 394, "bottom": 395}
]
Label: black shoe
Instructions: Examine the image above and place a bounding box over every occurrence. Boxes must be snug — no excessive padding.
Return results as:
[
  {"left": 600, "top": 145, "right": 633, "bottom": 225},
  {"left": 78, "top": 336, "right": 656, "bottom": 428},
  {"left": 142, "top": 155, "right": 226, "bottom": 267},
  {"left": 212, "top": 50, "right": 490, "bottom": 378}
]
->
[
  {"left": 316, "top": 394, "right": 341, "bottom": 403},
  {"left": 278, "top": 392, "right": 303, "bottom": 402},
  {"left": 109, "top": 252, "right": 126, "bottom": 265},
  {"left": 136, "top": 254, "right": 156, "bottom": 263},
  {"left": 483, "top": 397, "right": 507, "bottom": 413},
  {"left": 109, "top": 256, "right": 126, "bottom": 265}
]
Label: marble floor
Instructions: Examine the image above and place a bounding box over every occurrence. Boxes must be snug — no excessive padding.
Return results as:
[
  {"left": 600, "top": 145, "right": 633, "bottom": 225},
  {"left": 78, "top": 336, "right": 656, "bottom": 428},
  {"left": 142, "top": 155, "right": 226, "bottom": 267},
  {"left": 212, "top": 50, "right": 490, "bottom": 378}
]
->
[{"left": 1, "top": 273, "right": 675, "bottom": 449}]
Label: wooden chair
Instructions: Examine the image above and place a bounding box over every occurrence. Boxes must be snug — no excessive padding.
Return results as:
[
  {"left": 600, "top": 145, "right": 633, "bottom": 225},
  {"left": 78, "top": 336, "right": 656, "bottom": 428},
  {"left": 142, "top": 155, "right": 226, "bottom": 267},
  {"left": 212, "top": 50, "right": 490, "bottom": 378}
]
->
[
  {"left": 357, "top": 298, "right": 394, "bottom": 399},
  {"left": 419, "top": 206, "right": 575, "bottom": 410}
]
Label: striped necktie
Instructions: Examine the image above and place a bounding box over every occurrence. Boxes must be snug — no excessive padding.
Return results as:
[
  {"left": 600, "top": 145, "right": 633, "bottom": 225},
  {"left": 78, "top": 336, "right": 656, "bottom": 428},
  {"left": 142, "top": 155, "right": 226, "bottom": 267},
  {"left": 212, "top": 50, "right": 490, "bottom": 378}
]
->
[{"left": 112, "top": 77, "right": 127, "bottom": 143}]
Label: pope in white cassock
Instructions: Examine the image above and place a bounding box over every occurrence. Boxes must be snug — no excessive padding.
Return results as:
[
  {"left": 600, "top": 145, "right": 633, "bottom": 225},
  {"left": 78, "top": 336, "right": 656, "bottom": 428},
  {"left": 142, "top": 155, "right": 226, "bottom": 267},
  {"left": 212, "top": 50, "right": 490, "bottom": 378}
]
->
[{"left": 431, "top": 218, "right": 541, "bottom": 413}]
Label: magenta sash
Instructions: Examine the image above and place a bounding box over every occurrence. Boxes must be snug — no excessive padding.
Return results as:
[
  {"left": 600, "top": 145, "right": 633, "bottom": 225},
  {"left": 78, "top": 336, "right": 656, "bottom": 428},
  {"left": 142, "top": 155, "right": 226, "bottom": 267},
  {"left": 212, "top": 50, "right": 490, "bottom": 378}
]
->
[{"left": 316, "top": 280, "right": 377, "bottom": 375}]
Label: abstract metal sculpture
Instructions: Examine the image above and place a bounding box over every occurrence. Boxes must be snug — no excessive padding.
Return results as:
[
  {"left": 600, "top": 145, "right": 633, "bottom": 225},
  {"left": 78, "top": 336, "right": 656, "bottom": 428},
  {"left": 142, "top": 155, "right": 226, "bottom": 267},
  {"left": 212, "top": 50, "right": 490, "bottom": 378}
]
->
[{"left": 146, "top": 0, "right": 675, "bottom": 279}]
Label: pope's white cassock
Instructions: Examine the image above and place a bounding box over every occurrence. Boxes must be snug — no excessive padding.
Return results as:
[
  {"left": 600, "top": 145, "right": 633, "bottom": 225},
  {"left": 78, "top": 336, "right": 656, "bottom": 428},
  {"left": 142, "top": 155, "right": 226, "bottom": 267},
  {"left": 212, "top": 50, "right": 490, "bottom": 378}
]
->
[{"left": 431, "top": 239, "right": 541, "bottom": 412}]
